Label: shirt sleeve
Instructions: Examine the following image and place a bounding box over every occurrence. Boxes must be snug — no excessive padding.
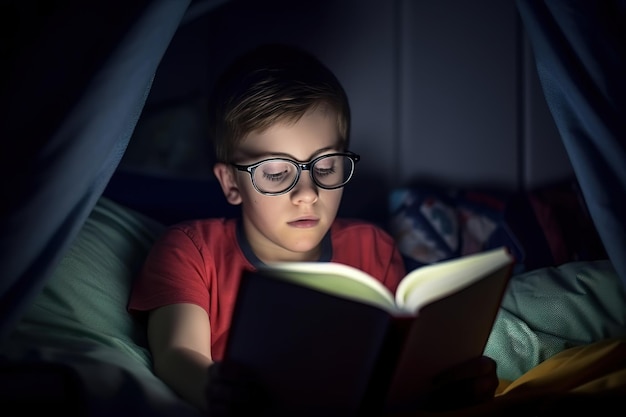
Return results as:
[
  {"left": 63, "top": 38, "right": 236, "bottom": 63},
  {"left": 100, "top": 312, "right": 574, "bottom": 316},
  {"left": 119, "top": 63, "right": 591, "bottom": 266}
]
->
[{"left": 127, "top": 225, "right": 211, "bottom": 314}]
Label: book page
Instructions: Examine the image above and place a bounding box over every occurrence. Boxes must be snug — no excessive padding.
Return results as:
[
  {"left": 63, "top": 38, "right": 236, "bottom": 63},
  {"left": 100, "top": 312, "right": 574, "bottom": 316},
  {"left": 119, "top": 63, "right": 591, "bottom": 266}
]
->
[
  {"left": 395, "top": 247, "right": 512, "bottom": 312},
  {"left": 260, "top": 262, "right": 401, "bottom": 314}
]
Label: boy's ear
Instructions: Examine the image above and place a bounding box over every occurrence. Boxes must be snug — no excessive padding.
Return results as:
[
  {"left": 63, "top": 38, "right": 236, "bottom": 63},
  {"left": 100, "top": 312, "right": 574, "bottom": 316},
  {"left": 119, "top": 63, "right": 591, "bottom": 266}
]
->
[{"left": 213, "top": 163, "right": 243, "bottom": 205}]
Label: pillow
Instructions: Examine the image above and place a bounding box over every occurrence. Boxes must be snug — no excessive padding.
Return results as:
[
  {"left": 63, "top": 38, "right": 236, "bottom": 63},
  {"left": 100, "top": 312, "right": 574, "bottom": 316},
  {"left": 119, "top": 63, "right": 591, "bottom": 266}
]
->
[
  {"left": 388, "top": 184, "right": 525, "bottom": 272},
  {"left": 485, "top": 259, "right": 626, "bottom": 381},
  {"left": 1, "top": 197, "right": 204, "bottom": 415},
  {"left": 388, "top": 181, "right": 607, "bottom": 274},
  {"left": 5, "top": 196, "right": 165, "bottom": 366}
]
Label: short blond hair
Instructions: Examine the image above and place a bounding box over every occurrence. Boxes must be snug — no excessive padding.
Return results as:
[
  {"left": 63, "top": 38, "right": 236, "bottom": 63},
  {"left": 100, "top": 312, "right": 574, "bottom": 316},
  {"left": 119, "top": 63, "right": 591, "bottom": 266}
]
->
[{"left": 208, "top": 44, "right": 351, "bottom": 163}]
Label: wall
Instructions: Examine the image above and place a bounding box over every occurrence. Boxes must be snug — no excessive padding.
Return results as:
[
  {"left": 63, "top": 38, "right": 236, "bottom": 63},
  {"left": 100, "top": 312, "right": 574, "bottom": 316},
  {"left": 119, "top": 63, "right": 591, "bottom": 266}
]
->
[{"left": 123, "top": 0, "right": 574, "bottom": 193}]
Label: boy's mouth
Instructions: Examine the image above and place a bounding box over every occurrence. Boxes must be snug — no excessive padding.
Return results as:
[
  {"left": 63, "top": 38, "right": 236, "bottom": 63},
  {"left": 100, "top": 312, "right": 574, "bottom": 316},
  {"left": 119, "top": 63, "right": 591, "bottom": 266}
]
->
[{"left": 288, "top": 217, "right": 320, "bottom": 228}]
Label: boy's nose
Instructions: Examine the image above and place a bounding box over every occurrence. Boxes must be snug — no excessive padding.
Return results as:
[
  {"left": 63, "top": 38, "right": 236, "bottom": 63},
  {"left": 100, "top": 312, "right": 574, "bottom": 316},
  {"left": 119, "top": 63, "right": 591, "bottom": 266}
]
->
[{"left": 290, "top": 172, "right": 319, "bottom": 204}]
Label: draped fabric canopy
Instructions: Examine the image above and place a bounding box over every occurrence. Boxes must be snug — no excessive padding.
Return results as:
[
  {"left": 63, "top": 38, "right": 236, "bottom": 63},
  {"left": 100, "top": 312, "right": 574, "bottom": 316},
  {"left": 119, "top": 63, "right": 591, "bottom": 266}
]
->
[
  {"left": 1, "top": 0, "right": 624, "bottom": 345},
  {"left": 516, "top": 0, "right": 626, "bottom": 289},
  {"left": 0, "top": 0, "right": 193, "bottom": 342}
]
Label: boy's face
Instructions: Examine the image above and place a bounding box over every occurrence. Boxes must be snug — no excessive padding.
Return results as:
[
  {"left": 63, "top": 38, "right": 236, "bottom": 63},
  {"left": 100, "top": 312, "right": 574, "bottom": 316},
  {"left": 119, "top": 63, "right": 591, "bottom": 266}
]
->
[{"left": 214, "top": 106, "right": 345, "bottom": 263}]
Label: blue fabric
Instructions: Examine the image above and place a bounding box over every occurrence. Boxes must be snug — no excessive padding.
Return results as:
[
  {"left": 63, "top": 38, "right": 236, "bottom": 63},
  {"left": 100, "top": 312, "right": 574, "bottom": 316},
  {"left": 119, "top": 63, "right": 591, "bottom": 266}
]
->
[
  {"left": 516, "top": 0, "right": 626, "bottom": 288},
  {"left": 0, "top": 0, "right": 191, "bottom": 342}
]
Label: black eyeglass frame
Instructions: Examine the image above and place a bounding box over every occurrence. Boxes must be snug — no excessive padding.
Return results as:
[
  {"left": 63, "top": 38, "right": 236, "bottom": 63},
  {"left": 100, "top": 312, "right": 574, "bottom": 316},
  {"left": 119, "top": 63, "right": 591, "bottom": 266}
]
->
[{"left": 231, "top": 151, "right": 361, "bottom": 196}]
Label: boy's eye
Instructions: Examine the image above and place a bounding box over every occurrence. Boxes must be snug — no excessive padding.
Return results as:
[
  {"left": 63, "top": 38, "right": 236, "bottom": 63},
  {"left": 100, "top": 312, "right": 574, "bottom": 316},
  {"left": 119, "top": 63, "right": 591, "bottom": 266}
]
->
[
  {"left": 314, "top": 166, "right": 336, "bottom": 177},
  {"left": 263, "top": 170, "right": 288, "bottom": 182},
  {"left": 313, "top": 158, "right": 337, "bottom": 177},
  {"left": 260, "top": 162, "right": 293, "bottom": 182}
]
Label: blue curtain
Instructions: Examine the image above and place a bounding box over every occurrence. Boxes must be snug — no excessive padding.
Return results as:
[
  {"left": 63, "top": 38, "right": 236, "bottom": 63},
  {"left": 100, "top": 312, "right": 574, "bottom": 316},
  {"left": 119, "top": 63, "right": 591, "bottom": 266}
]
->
[
  {"left": 0, "top": 0, "right": 192, "bottom": 342},
  {"left": 516, "top": 0, "right": 626, "bottom": 288}
]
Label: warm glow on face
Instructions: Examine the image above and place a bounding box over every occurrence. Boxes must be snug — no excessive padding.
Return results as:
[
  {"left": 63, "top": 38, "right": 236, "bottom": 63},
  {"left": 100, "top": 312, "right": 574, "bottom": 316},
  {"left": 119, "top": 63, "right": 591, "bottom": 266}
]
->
[{"left": 234, "top": 107, "right": 345, "bottom": 263}]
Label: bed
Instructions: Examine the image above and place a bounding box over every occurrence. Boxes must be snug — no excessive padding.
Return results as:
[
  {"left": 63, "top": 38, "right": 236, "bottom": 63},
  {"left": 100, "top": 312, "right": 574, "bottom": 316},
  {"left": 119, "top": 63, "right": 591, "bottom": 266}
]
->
[
  {"left": 1, "top": 0, "right": 625, "bottom": 415},
  {"left": 1, "top": 184, "right": 624, "bottom": 415}
]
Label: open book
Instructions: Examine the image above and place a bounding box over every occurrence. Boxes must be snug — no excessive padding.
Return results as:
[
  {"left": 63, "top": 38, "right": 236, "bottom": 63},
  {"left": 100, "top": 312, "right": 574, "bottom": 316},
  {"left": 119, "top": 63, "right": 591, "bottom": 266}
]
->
[{"left": 224, "top": 247, "right": 514, "bottom": 417}]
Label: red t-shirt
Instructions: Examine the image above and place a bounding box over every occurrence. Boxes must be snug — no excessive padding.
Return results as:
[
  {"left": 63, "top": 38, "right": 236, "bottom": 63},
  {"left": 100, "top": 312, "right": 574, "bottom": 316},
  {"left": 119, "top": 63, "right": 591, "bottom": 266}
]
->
[{"left": 128, "top": 217, "right": 406, "bottom": 360}]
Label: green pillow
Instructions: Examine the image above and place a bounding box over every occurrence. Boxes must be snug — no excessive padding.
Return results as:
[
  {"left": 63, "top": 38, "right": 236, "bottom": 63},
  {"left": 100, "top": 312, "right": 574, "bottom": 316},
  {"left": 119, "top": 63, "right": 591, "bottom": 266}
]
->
[
  {"left": 485, "top": 259, "right": 626, "bottom": 380},
  {"left": 7, "top": 197, "right": 165, "bottom": 368}
]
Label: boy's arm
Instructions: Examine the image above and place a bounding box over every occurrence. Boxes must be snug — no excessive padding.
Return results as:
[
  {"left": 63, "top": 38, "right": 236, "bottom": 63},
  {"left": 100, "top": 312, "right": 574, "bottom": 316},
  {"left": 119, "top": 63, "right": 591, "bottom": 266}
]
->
[{"left": 148, "top": 303, "right": 214, "bottom": 412}]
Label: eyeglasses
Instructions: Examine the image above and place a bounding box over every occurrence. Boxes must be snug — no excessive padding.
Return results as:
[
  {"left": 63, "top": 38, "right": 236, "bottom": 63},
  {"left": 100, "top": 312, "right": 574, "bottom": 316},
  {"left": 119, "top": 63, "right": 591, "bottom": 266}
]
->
[{"left": 231, "top": 151, "right": 360, "bottom": 196}]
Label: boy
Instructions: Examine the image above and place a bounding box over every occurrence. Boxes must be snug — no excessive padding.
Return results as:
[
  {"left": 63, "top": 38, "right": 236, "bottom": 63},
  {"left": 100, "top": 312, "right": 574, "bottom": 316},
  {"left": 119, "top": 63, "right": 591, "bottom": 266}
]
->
[{"left": 128, "top": 44, "right": 497, "bottom": 416}]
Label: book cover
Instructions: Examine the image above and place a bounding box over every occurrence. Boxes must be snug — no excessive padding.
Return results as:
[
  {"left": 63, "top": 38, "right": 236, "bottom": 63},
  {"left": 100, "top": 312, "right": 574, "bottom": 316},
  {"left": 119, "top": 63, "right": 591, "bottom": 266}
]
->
[{"left": 224, "top": 248, "right": 514, "bottom": 416}]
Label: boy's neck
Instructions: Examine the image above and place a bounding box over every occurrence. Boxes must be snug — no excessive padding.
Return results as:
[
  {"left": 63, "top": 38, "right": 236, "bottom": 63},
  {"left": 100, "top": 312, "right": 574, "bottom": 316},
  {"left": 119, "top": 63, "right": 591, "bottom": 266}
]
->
[{"left": 236, "top": 218, "right": 333, "bottom": 265}]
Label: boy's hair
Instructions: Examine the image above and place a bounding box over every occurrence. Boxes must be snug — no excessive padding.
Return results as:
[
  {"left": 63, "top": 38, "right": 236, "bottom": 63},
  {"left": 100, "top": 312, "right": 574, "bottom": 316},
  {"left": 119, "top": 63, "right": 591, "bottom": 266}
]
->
[{"left": 208, "top": 43, "right": 351, "bottom": 163}]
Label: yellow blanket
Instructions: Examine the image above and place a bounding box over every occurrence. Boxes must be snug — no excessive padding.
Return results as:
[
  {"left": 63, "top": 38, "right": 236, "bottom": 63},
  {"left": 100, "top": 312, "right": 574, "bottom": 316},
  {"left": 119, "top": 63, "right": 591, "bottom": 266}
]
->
[
  {"left": 490, "top": 336, "right": 626, "bottom": 412},
  {"left": 392, "top": 337, "right": 626, "bottom": 416},
  {"left": 497, "top": 336, "right": 626, "bottom": 396}
]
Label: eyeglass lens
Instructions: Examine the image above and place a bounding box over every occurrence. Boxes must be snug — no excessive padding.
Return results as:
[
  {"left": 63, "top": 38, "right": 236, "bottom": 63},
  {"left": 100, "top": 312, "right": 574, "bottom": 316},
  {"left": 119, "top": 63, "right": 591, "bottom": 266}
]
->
[{"left": 253, "top": 154, "right": 354, "bottom": 194}]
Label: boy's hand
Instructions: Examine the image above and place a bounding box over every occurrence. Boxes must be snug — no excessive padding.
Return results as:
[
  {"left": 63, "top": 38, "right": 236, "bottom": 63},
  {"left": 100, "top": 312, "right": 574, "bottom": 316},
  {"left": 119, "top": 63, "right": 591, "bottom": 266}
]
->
[
  {"left": 205, "top": 361, "right": 265, "bottom": 417},
  {"left": 421, "top": 355, "right": 498, "bottom": 411}
]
